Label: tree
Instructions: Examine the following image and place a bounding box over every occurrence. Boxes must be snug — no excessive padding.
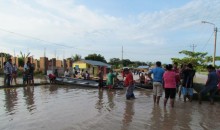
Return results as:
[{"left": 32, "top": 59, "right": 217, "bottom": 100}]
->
[
  {"left": 122, "top": 59, "right": 132, "bottom": 67},
  {"left": 85, "top": 54, "right": 107, "bottom": 63},
  {"left": 72, "top": 54, "right": 81, "bottom": 61},
  {"left": 171, "top": 50, "right": 220, "bottom": 71},
  {"left": 18, "top": 51, "right": 30, "bottom": 67},
  {"left": 0, "top": 52, "right": 12, "bottom": 60},
  {"left": 109, "top": 58, "right": 121, "bottom": 69}
]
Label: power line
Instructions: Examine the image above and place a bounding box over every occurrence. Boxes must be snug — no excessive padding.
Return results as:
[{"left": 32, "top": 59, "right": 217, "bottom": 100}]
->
[{"left": 200, "top": 31, "right": 214, "bottom": 52}]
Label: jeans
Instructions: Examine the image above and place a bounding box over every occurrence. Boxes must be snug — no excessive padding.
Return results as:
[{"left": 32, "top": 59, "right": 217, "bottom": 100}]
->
[
  {"left": 200, "top": 86, "right": 217, "bottom": 100},
  {"left": 6, "top": 74, "right": 11, "bottom": 86},
  {"left": 126, "top": 85, "right": 135, "bottom": 99}
]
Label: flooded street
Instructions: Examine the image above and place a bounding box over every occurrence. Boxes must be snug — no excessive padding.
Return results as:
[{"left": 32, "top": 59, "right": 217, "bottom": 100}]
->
[{"left": 0, "top": 84, "right": 220, "bottom": 130}]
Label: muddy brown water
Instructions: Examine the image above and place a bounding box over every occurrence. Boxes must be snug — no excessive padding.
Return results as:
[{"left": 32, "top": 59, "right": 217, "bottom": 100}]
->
[{"left": 0, "top": 84, "right": 220, "bottom": 130}]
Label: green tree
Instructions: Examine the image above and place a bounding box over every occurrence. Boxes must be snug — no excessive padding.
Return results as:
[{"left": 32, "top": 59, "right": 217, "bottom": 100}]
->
[
  {"left": 18, "top": 51, "right": 30, "bottom": 67},
  {"left": 72, "top": 54, "right": 81, "bottom": 61},
  {"left": 109, "top": 58, "right": 121, "bottom": 69},
  {"left": 85, "top": 54, "right": 107, "bottom": 63},
  {"left": 171, "top": 50, "right": 220, "bottom": 71},
  {"left": 122, "top": 59, "right": 133, "bottom": 67},
  {"left": 0, "top": 52, "right": 12, "bottom": 60}
]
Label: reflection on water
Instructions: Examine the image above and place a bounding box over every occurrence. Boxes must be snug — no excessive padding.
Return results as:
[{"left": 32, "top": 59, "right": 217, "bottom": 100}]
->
[
  {"left": 122, "top": 100, "right": 134, "bottom": 130},
  {"left": 0, "top": 85, "right": 220, "bottom": 130},
  {"left": 23, "top": 86, "right": 35, "bottom": 112},
  {"left": 4, "top": 88, "right": 18, "bottom": 115}
]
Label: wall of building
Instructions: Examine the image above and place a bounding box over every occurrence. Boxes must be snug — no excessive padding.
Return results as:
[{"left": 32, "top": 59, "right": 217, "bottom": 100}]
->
[{"left": 73, "top": 61, "right": 88, "bottom": 69}]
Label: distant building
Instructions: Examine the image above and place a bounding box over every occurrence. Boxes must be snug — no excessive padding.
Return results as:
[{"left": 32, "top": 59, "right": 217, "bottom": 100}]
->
[{"left": 72, "top": 60, "right": 111, "bottom": 77}]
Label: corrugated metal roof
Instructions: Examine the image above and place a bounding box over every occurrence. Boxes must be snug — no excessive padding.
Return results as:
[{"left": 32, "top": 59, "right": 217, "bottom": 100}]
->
[{"left": 81, "top": 60, "right": 111, "bottom": 68}]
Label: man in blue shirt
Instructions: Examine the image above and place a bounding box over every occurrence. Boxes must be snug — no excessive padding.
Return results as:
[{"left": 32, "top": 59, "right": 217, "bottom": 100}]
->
[
  {"left": 199, "top": 65, "right": 219, "bottom": 104},
  {"left": 148, "top": 61, "right": 165, "bottom": 105}
]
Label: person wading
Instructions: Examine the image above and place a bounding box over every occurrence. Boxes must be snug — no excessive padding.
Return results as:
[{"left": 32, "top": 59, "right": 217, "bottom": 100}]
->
[
  {"left": 163, "top": 64, "right": 176, "bottom": 107},
  {"left": 124, "top": 68, "right": 135, "bottom": 100},
  {"left": 148, "top": 61, "right": 165, "bottom": 105}
]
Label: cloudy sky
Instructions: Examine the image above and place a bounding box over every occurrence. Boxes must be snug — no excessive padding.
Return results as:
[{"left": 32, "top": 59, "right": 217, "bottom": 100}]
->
[{"left": 0, "top": 0, "right": 219, "bottom": 63}]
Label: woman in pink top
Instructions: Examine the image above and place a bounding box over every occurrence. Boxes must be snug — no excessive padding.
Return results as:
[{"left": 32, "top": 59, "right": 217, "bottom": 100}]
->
[{"left": 163, "top": 64, "right": 176, "bottom": 107}]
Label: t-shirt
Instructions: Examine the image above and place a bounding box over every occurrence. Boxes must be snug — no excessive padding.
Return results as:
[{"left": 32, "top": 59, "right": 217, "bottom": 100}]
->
[
  {"left": 163, "top": 71, "right": 176, "bottom": 88},
  {"left": 173, "top": 67, "right": 180, "bottom": 84},
  {"left": 206, "top": 71, "right": 219, "bottom": 88},
  {"left": 124, "top": 73, "right": 134, "bottom": 87},
  {"left": 24, "top": 63, "right": 29, "bottom": 71},
  {"left": 149, "top": 67, "right": 165, "bottom": 82},
  {"left": 107, "top": 73, "right": 116, "bottom": 85},
  {"left": 5, "top": 62, "right": 13, "bottom": 74},
  {"left": 64, "top": 71, "right": 70, "bottom": 77},
  {"left": 98, "top": 71, "right": 103, "bottom": 80},
  {"left": 182, "top": 69, "right": 195, "bottom": 88}
]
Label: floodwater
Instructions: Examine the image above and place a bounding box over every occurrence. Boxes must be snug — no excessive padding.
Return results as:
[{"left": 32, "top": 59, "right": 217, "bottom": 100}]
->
[{"left": 0, "top": 84, "right": 220, "bottom": 130}]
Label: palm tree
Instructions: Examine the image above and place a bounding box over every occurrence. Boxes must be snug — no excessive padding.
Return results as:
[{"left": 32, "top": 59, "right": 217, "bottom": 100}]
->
[
  {"left": 18, "top": 51, "right": 30, "bottom": 67},
  {"left": 72, "top": 54, "right": 81, "bottom": 62}
]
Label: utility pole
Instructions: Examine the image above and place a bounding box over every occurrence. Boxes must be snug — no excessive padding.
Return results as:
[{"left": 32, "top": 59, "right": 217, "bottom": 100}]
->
[
  {"left": 201, "top": 21, "right": 218, "bottom": 66},
  {"left": 213, "top": 27, "right": 218, "bottom": 66},
  {"left": 190, "top": 44, "right": 197, "bottom": 52}
]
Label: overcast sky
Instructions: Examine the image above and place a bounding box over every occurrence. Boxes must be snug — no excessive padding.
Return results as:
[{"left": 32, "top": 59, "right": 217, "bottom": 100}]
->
[{"left": 0, "top": 0, "right": 219, "bottom": 64}]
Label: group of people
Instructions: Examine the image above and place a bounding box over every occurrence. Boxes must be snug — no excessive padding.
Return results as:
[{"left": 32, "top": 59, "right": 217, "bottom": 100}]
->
[
  {"left": 23, "top": 59, "right": 35, "bottom": 85},
  {"left": 3, "top": 58, "right": 35, "bottom": 87},
  {"left": 122, "top": 61, "right": 220, "bottom": 107},
  {"left": 64, "top": 68, "right": 90, "bottom": 80},
  {"left": 3, "top": 58, "right": 18, "bottom": 86}
]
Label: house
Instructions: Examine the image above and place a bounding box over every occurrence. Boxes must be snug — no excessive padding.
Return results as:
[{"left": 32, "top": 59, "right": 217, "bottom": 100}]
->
[{"left": 72, "top": 60, "right": 111, "bottom": 77}]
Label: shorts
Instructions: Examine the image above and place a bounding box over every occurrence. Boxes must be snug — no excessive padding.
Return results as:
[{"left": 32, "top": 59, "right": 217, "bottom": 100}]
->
[
  {"left": 99, "top": 80, "right": 103, "bottom": 88},
  {"left": 165, "top": 88, "right": 176, "bottom": 99},
  {"left": 182, "top": 87, "right": 193, "bottom": 96},
  {"left": 153, "top": 82, "right": 163, "bottom": 97}
]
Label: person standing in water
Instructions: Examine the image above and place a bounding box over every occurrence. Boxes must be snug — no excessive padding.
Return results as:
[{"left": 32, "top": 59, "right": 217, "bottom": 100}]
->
[
  {"left": 148, "top": 61, "right": 165, "bottom": 105},
  {"left": 5, "top": 59, "right": 13, "bottom": 87},
  {"left": 98, "top": 68, "right": 104, "bottom": 91},
  {"left": 163, "top": 64, "right": 176, "bottom": 107},
  {"left": 124, "top": 68, "right": 135, "bottom": 100},
  {"left": 181, "top": 63, "right": 195, "bottom": 102},
  {"left": 106, "top": 70, "right": 116, "bottom": 90},
  {"left": 11, "top": 63, "right": 18, "bottom": 85}
]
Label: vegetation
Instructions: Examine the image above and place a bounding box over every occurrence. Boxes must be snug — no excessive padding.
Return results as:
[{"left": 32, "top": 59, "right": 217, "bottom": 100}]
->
[
  {"left": 72, "top": 54, "right": 82, "bottom": 61},
  {"left": 85, "top": 54, "right": 107, "bottom": 63},
  {"left": 18, "top": 51, "right": 30, "bottom": 67},
  {"left": 109, "top": 58, "right": 152, "bottom": 69},
  {"left": 0, "top": 52, "right": 12, "bottom": 60},
  {"left": 171, "top": 50, "right": 220, "bottom": 71}
]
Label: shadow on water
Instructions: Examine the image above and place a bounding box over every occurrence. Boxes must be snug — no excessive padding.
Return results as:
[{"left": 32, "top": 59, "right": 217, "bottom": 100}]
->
[
  {"left": 121, "top": 100, "right": 135, "bottom": 130},
  {"left": 4, "top": 88, "right": 18, "bottom": 115}
]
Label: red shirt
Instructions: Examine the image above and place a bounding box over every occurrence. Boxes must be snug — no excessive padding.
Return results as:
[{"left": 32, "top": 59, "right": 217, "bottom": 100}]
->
[
  {"left": 124, "top": 73, "right": 134, "bottom": 87},
  {"left": 163, "top": 71, "right": 176, "bottom": 88},
  {"left": 173, "top": 67, "right": 180, "bottom": 84}
]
